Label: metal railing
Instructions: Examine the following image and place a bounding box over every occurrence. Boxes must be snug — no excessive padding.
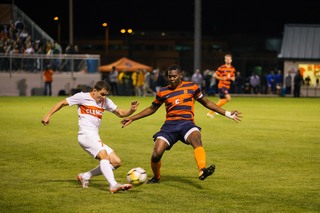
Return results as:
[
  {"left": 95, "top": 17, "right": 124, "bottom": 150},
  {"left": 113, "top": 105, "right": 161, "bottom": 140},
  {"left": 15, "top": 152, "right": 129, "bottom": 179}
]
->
[{"left": 0, "top": 53, "right": 100, "bottom": 74}]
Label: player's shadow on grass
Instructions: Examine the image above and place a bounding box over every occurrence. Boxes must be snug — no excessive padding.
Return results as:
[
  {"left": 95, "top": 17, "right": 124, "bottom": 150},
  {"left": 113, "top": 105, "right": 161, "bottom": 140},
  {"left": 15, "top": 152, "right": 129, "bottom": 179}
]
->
[
  {"left": 90, "top": 176, "right": 208, "bottom": 192},
  {"left": 42, "top": 179, "right": 138, "bottom": 193},
  {"left": 161, "top": 175, "right": 203, "bottom": 189},
  {"left": 89, "top": 180, "right": 147, "bottom": 193},
  {"left": 42, "top": 176, "right": 210, "bottom": 192},
  {"left": 161, "top": 175, "right": 209, "bottom": 189}
]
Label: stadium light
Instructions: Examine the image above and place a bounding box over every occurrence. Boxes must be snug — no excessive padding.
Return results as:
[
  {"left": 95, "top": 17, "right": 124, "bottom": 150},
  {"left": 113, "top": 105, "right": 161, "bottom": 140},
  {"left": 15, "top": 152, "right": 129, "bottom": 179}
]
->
[
  {"left": 120, "top": 29, "right": 133, "bottom": 34},
  {"left": 102, "top": 22, "right": 109, "bottom": 54},
  {"left": 53, "top": 16, "right": 61, "bottom": 44},
  {"left": 120, "top": 28, "right": 134, "bottom": 57}
]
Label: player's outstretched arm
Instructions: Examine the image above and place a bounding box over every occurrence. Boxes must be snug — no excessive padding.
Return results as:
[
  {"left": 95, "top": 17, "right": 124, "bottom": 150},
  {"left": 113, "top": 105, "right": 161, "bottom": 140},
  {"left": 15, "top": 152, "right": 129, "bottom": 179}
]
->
[
  {"left": 121, "top": 118, "right": 133, "bottom": 128},
  {"left": 121, "top": 105, "right": 158, "bottom": 128},
  {"left": 225, "top": 111, "right": 242, "bottom": 123},
  {"left": 41, "top": 99, "right": 69, "bottom": 126},
  {"left": 198, "top": 97, "right": 242, "bottom": 123},
  {"left": 114, "top": 100, "right": 139, "bottom": 118}
]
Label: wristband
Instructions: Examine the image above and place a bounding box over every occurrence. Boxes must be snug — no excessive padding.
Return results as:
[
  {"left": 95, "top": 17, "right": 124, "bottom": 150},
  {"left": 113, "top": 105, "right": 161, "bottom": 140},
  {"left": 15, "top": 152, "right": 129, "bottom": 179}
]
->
[{"left": 225, "top": 111, "right": 234, "bottom": 119}]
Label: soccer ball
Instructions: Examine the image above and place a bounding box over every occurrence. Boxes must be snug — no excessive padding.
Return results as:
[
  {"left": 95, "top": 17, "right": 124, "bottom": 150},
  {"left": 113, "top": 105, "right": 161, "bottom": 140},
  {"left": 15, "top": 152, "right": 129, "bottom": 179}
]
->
[{"left": 126, "top": 167, "right": 147, "bottom": 186}]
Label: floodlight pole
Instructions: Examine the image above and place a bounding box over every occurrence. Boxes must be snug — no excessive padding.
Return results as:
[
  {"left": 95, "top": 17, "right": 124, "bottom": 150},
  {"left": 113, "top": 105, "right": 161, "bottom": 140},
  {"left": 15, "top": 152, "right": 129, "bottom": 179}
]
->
[
  {"left": 194, "top": 0, "right": 201, "bottom": 72},
  {"left": 69, "top": 0, "right": 73, "bottom": 45}
]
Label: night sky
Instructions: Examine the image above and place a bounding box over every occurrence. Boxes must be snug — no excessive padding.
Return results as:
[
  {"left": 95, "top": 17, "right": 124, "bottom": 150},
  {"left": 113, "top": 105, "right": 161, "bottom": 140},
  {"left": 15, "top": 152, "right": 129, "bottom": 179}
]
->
[{"left": 2, "top": 0, "right": 320, "bottom": 41}]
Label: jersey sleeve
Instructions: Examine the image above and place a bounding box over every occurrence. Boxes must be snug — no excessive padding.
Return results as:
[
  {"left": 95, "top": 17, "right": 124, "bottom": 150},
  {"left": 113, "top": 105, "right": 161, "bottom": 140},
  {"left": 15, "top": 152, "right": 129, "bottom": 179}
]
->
[
  {"left": 104, "top": 98, "right": 117, "bottom": 112},
  {"left": 66, "top": 92, "right": 84, "bottom": 106}
]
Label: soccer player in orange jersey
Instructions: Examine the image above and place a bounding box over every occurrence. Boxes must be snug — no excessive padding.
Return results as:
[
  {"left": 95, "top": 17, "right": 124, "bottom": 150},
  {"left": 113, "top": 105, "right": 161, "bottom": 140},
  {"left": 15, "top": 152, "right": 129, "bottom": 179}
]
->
[
  {"left": 121, "top": 64, "right": 242, "bottom": 184},
  {"left": 207, "top": 54, "right": 236, "bottom": 118}
]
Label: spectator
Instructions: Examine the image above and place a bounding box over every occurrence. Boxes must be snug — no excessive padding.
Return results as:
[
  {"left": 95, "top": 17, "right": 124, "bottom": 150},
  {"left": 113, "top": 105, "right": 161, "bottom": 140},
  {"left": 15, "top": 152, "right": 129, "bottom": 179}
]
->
[
  {"left": 208, "top": 70, "right": 217, "bottom": 96},
  {"left": 285, "top": 73, "right": 292, "bottom": 94},
  {"left": 266, "top": 71, "right": 275, "bottom": 94},
  {"left": 14, "top": 18, "right": 24, "bottom": 34},
  {"left": 234, "top": 71, "right": 245, "bottom": 94},
  {"left": 61, "top": 44, "right": 74, "bottom": 71},
  {"left": 73, "top": 44, "right": 81, "bottom": 70},
  {"left": 43, "top": 65, "right": 54, "bottom": 96},
  {"left": 19, "top": 28, "right": 29, "bottom": 44},
  {"left": 275, "top": 70, "right": 283, "bottom": 95},
  {"left": 52, "top": 42, "right": 62, "bottom": 71},
  {"left": 191, "top": 69, "right": 204, "bottom": 91},
  {"left": 132, "top": 69, "right": 144, "bottom": 96},
  {"left": 260, "top": 72, "right": 268, "bottom": 94},
  {"left": 250, "top": 72, "right": 261, "bottom": 94},
  {"left": 293, "top": 70, "right": 303, "bottom": 97},
  {"left": 109, "top": 66, "right": 118, "bottom": 96},
  {"left": 24, "top": 41, "right": 35, "bottom": 71},
  {"left": 203, "top": 69, "right": 212, "bottom": 95},
  {"left": 65, "top": 44, "right": 74, "bottom": 54},
  {"left": 154, "top": 69, "right": 167, "bottom": 92},
  {"left": 143, "top": 70, "right": 155, "bottom": 96}
]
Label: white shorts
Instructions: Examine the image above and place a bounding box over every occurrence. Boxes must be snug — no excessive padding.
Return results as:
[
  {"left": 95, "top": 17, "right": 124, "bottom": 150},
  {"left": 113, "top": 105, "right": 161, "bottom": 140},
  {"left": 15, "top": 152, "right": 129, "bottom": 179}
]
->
[{"left": 78, "top": 130, "right": 113, "bottom": 158}]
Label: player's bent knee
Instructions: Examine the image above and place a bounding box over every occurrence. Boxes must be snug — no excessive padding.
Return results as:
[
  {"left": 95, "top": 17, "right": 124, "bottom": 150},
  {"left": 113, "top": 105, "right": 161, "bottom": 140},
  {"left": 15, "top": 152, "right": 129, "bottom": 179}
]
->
[
  {"left": 112, "top": 159, "right": 121, "bottom": 168},
  {"left": 151, "top": 154, "right": 162, "bottom": 162}
]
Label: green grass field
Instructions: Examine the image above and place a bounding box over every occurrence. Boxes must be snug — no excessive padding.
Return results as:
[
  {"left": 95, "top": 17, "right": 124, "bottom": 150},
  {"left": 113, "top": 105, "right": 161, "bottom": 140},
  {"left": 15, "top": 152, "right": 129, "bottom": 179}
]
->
[{"left": 0, "top": 96, "right": 319, "bottom": 212}]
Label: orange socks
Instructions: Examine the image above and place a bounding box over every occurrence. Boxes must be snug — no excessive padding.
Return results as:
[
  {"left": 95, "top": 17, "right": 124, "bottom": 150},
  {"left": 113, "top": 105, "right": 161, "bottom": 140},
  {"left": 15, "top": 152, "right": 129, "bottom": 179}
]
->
[
  {"left": 194, "top": 146, "right": 206, "bottom": 171},
  {"left": 207, "top": 110, "right": 214, "bottom": 115},
  {"left": 151, "top": 147, "right": 207, "bottom": 177},
  {"left": 217, "top": 99, "right": 227, "bottom": 107},
  {"left": 151, "top": 161, "right": 161, "bottom": 180}
]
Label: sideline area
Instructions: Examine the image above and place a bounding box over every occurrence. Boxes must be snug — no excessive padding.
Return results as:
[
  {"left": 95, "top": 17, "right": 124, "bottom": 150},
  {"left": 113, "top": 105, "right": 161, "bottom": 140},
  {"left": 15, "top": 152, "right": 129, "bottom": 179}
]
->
[
  {"left": 0, "top": 72, "right": 100, "bottom": 96},
  {"left": 1, "top": 72, "right": 319, "bottom": 97}
]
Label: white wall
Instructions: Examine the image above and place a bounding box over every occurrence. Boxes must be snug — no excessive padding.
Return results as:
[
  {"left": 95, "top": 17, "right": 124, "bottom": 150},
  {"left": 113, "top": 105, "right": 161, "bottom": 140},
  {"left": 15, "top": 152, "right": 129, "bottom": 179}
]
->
[{"left": 0, "top": 71, "right": 101, "bottom": 96}]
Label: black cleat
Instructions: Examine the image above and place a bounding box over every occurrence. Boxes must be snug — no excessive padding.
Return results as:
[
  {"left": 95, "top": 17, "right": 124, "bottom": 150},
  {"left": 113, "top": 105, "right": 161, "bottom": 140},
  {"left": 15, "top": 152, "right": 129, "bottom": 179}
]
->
[
  {"left": 198, "top": 164, "right": 215, "bottom": 180},
  {"left": 146, "top": 177, "right": 160, "bottom": 184}
]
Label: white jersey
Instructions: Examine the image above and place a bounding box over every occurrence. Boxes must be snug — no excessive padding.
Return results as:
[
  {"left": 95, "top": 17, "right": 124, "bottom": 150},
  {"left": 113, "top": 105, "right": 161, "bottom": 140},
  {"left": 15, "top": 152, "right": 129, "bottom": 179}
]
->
[{"left": 66, "top": 92, "right": 117, "bottom": 132}]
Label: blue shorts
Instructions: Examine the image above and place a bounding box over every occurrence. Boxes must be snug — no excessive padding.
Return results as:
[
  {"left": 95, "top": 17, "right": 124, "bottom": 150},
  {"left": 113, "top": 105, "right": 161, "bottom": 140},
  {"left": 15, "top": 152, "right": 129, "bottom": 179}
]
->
[
  {"left": 153, "top": 120, "right": 201, "bottom": 150},
  {"left": 218, "top": 87, "right": 229, "bottom": 99}
]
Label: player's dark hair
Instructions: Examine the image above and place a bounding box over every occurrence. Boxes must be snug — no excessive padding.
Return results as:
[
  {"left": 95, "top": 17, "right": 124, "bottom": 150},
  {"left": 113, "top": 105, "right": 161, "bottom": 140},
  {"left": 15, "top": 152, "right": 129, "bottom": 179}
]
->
[
  {"left": 94, "top": 80, "right": 111, "bottom": 91},
  {"left": 168, "top": 64, "right": 182, "bottom": 73}
]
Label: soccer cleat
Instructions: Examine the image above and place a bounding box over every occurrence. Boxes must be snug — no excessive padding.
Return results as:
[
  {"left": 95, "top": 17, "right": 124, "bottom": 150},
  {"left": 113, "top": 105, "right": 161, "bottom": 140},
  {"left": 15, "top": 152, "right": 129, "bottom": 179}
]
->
[
  {"left": 110, "top": 183, "right": 133, "bottom": 193},
  {"left": 121, "top": 183, "right": 133, "bottom": 191},
  {"left": 77, "top": 173, "right": 89, "bottom": 188},
  {"left": 206, "top": 113, "right": 214, "bottom": 118},
  {"left": 198, "top": 165, "right": 215, "bottom": 180},
  {"left": 146, "top": 176, "right": 160, "bottom": 184},
  {"left": 109, "top": 183, "right": 122, "bottom": 193}
]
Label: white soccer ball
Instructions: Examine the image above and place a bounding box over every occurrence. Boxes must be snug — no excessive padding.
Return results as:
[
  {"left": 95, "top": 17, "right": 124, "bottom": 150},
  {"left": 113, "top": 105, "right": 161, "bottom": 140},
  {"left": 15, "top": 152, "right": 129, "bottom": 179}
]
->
[{"left": 126, "top": 167, "right": 147, "bottom": 186}]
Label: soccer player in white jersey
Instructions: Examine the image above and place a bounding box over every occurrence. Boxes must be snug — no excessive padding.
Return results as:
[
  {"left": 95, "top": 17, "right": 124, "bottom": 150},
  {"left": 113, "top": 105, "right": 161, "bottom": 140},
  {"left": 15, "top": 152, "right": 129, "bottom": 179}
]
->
[{"left": 42, "top": 80, "right": 139, "bottom": 193}]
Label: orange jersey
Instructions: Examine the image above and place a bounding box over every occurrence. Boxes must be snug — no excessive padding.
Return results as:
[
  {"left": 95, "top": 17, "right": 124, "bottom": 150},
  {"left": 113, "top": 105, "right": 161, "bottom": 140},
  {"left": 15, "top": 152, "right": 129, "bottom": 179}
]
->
[
  {"left": 152, "top": 81, "right": 203, "bottom": 122},
  {"left": 216, "top": 64, "right": 236, "bottom": 89},
  {"left": 43, "top": 69, "right": 53, "bottom": 82}
]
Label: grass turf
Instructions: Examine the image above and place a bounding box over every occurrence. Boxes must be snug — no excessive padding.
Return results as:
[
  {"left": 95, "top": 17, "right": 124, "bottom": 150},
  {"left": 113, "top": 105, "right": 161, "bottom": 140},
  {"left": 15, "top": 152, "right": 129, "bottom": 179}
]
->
[{"left": 0, "top": 96, "right": 319, "bottom": 212}]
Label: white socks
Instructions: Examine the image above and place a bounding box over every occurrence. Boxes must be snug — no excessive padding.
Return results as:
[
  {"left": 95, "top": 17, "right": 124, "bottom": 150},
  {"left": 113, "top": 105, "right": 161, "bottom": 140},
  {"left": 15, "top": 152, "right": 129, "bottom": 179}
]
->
[
  {"left": 81, "top": 160, "right": 118, "bottom": 187},
  {"left": 83, "top": 162, "right": 116, "bottom": 179},
  {"left": 88, "top": 166, "right": 102, "bottom": 178},
  {"left": 100, "top": 159, "right": 117, "bottom": 187}
]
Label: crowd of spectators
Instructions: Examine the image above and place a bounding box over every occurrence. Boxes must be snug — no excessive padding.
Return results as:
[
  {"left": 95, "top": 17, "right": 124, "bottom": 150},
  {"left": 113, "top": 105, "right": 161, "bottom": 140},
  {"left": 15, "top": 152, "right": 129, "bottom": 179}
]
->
[
  {"left": 187, "top": 68, "right": 306, "bottom": 96},
  {"left": 0, "top": 18, "right": 79, "bottom": 72},
  {"left": 104, "top": 68, "right": 168, "bottom": 96}
]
